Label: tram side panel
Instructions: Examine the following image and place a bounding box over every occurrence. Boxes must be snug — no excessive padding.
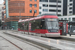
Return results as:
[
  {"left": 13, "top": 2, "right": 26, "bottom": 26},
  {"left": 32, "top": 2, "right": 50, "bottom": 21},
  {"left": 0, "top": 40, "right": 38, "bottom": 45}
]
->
[{"left": 18, "top": 19, "right": 60, "bottom": 37}]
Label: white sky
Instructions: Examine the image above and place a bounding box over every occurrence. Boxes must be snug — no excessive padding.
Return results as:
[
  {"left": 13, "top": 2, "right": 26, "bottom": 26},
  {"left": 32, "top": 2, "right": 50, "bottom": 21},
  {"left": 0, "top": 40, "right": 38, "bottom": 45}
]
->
[{"left": 0, "top": 0, "right": 4, "bottom": 4}]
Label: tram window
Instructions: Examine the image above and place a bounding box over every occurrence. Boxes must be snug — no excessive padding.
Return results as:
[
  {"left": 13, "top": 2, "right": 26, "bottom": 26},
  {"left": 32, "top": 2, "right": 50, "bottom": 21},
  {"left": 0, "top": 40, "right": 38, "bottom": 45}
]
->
[
  {"left": 31, "top": 19, "right": 41, "bottom": 31},
  {"left": 40, "top": 21, "right": 46, "bottom": 29},
  {"left": 36, "top": 19, "right": 41, "bottom": 29},
  {"left": 25, "top": 22, "right": 29, "bottom": 30},
  {"left": 31, "top": 19, "right": 46, "bottom": 31},
  {"left": 31, "top": 22, "right": 36, "bottom": 31},
  {"left": 59, "top": 26, "right": 63, "bottom": 30},
  {"left": 70, "top": 26, "right": 75, "bottom": 32},
  {"left": 18, "top": 22, "right": 24, "bottom": 30},
  {"left": 18, "top": 23, "right": 21, "bottom": 28}
]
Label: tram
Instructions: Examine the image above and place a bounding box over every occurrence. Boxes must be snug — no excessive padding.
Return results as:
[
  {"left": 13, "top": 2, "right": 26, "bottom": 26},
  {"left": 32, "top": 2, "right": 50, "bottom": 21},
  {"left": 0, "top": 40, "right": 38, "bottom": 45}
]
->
[{"left": 18, "top": 14, "right": 60, "bottom": 37}]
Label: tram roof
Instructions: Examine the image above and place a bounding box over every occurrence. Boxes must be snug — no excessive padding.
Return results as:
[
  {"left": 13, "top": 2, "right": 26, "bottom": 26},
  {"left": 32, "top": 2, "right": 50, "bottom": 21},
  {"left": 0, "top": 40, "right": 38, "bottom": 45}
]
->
[{"left": 18, "top": 14, "right": 58, "bottom": 22}]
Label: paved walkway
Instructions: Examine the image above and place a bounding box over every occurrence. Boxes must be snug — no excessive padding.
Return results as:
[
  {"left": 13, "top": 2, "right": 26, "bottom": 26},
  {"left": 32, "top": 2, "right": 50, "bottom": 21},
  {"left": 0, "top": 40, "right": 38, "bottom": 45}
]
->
[
  {"left": 4, "top": 30, "right": 75, "bottom": 50},
  {"left": 13, "top": 30, "right": 75, "bottom": 39},
  {"left": 6, "top": 30, "right": 75, "bottom": 40},
  {"left": 0, "top": 35, "right": 19, "bottom": 50},
  {"left": 0, "top": 31, "right": 42, "bottom": 50},
  {"left": 61, "top": 34, "right": 75, "bottom": 40}
]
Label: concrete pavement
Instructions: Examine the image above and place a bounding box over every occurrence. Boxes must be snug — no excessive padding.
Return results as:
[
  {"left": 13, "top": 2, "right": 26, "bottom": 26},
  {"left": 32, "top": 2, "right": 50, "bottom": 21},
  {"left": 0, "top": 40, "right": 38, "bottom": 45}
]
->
[
  {"left": 61, "top": 34, "right": 75, "bottom": 41},
  {"left": 11, "top": 30, "right": 75, "bottom": 41},
  {"left": 4, "top": 30, "right": 75, "bottom": 50},
  {"left": 0, "top": 36, "right": 19, "bottom": 50},
  {"left": 0, "top": 31, "right": 43, "bottom": 50}
]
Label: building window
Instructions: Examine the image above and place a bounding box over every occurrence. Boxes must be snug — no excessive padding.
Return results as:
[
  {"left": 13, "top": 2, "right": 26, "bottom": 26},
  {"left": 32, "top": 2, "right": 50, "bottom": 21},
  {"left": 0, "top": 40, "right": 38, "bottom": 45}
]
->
[
  {"left": 69, "top": 11, "right": 72, "bottom": 13},
  {"left": 61, "top": 18, "right": 63, "bottom": 20},
  {"left": 30, "top": 4, "right": 32, "bottom": 7},
  {"left": 58, "top": 1, "right": 61, "bottom": 3},
  {"left": 40, "top": 0, "right": 48, "bottom": 2},
  {"left": 72, "top": 18, "right": 75, "bottom": 21},
  {"left": 70, "top": 0, "right": 73, "bottom": 2},
  {"left": 64, "top": 18, "right": 67, "bottom": 20},
  {"left": 49, "top": 0, "right": 56, "bottom": 2},
  {"left": 49, "top": 5, "right": 61, "bottom": 7},
  {"left": 34, "top": 10, "right": 37, "bottom": 13},
  {"left": 49, "top": 9, "right": 61, "bottom": 12},
  {"left": 35, "top": 0, "right": 37, "bottom": 1},
  {"left": 30, "top": 10, "right": 32, "bottom": 13},
  {"left": 69, "top": 7, "right": 72, "bottom": 9},
  {"left": 58, "top": 10, "right": 61, "bottom": 12},
  {"left": 58, "top": 14, "right": 61, "bottom": 16},
  {"left": 58, "top": 5, "right": 61, "bottom": 7},
  {"left": 30, "top": 0, "right": 32, "bottom": 1},
  {"left": 39, "top": 7, "right": 41, "bottom": 9},
  {"left": 69, "top": 18, "right": 71, "bottom": 21},
  {"left": 43, "top": 9, "right": 48, "bottom": 12},
  {"left": 49, "top": 10, "right": 56, "bottom": 12},
  {"left": 49, "top": 0, "right": 61, "bottom": 3},
  {"left": 70, "top": 4, "right": 72, "bottom": 6},
  {"left": 34, "top": 4, "right": 37, "bottom": 7},
  {"left": 39, "top": 12, "right": 41, "bottom": 14},
  {"left": 43, "top": 4, "right": 48, "bottom": 7}
]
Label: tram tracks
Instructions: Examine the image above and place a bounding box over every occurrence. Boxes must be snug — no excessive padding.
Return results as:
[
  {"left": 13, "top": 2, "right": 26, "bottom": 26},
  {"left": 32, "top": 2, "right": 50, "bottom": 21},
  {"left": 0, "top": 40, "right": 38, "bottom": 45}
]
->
[
  {"left": 10, "top": 30, "right": 75, "bottom": 42},
  {"left": 3, "top": 31, "right": 61, "bottom": 50},
  {"left": 10, "top": 30, "right": 75, "bottom": 43},
  {"left": 4, "top": 30, "right": 75, "bottom": 50},
  {"left": 3, "top": 32, "right": 51, "bottom": 50},
  {"left": 0, "top": 36, "right": 23, "bottom": 50}
]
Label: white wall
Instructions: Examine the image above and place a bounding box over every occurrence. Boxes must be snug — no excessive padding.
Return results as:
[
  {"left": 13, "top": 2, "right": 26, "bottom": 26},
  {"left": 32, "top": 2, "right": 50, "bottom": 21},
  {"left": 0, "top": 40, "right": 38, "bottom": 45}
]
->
[
  {"left": 67, "top": 0, "right": 73, "bottom": 16},
  {"left": 39, "top": 0, "right": 63, "bottom": 16},
  {"left": 58, "top": 15, "right": 75, "bottom": 21}
]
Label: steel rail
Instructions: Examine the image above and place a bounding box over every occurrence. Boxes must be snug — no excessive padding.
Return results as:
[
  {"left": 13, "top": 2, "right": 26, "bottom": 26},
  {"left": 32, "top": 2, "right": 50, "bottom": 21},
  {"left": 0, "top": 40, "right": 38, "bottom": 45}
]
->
[
  {"left": 3, "top": 33, "right": 47, "bottom": 50},
  {"left": 0, "top": 36, "right": 23, "bottom": 50},
  {"left": 3, "top": 32, "right": 60, "bottom": 50}
]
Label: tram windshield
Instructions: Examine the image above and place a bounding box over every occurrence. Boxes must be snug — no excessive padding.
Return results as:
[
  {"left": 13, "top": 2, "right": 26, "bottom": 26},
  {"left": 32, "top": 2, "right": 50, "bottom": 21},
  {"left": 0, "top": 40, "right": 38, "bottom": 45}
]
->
[{"left": 46, "top": 19, "right": 59, "bottom": 29}]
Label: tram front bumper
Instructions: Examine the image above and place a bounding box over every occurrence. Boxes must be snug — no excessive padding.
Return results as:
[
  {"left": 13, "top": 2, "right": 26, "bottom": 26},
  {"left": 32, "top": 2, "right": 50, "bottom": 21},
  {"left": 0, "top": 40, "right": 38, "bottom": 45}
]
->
[{"left": 46, "top": 33, "right": 60, "bottom": 37}]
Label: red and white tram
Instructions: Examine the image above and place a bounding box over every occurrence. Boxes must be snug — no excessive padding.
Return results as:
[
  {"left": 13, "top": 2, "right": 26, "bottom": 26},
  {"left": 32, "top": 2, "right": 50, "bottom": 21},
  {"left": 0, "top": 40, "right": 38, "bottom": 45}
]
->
[{"left": 18, "top": 14, "right": 60, "bottom": 37}]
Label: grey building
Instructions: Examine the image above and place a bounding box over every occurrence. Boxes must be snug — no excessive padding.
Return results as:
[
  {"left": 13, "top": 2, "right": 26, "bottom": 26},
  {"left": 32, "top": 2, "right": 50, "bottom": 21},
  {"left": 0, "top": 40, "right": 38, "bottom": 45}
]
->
[
  {"left": 39, "top": 0, "right": 63, "bottom": 16},
  {"left": 63, "top": 0, "right": 67, "bottom": 16},
  {"left": 59, "top": 0, "right": 75, "bottom": 21},
  {"left": 73, "top": 0, "right": 75, "bottom": 15},
  {"left": 39, "top": 0, "right": 75, "bottom": 16},
  {"left": 63, "top": 0, "right": 74, "bottom": 16}
]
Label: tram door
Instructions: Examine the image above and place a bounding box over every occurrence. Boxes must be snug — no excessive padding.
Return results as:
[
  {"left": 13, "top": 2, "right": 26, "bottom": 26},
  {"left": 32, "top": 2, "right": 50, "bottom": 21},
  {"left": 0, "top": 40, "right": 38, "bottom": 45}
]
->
[{"left": 59, "top": 20, "right": 68, "bottom": 36}]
